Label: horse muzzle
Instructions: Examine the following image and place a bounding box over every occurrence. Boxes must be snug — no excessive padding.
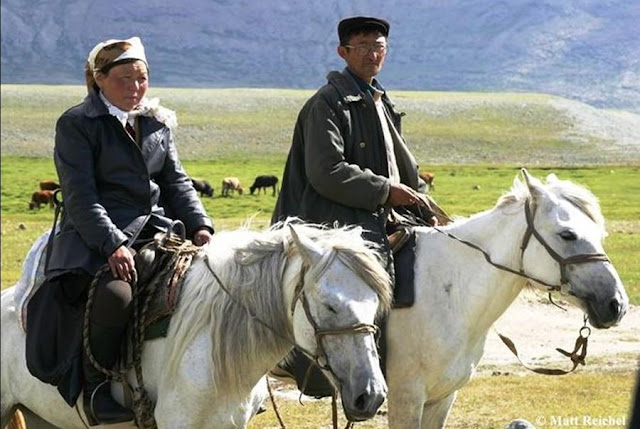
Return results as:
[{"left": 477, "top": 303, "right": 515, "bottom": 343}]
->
[
  {"left": 340, "top": 379, "right": 387, "bottom": 422},
  {"left": 585, "top": 293, "right": 628, "bottom": 329}
]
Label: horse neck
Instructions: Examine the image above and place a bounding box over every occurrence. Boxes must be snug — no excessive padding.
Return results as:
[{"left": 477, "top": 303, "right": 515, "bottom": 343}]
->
[
  {"left": 419, "top": 204, "right": 529, "bottom": 336},
  {"left": 167, "top": 248, "right": 296, "bottom": 395}
]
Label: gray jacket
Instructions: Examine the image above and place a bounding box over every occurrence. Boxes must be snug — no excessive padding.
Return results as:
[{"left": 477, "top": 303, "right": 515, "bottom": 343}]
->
[
  {"left": 47, "top": 91, "right": 213, "bottom": 276},
  {"left": 272, "top": 68, "right": 420, "bottom": 245}
]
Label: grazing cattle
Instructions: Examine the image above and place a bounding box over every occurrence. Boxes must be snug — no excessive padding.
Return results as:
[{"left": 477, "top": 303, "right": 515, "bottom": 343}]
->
[
  {"left": 249, "top": 175, "right": 279, "bottom": 196},
  {"left": 38, "top": 180, "right": 60, "bottom": 191},
  {"left": 191, "top": 178, "right": 214, "bottom": 197},
  {"left": 221, "top": 177, "right": 243, "bottom": 196},
  {"left": 28, "top": 190, "right": 54, "bottom": 210},
  {"left": 419, "top": 171, "right": 435, "bottom": 192}
]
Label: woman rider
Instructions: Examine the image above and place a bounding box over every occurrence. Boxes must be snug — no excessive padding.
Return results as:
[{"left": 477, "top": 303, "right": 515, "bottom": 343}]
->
[{"left": 26, "top": 37, "right": 214, "bottom": 425}]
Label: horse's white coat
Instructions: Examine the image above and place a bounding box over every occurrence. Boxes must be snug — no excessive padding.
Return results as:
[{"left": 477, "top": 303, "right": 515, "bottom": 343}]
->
[
  {"left": 385, "top": 171, "right": 629, "bottom": 429},
  {"left": 1, "top": 224, "right": 392, "bottom": 428}
]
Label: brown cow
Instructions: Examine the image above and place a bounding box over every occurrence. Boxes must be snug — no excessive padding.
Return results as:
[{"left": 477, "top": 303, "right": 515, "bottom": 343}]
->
[
  {"left": 419, "top": 172, "right": 435, "bottom": 192},
  {"left": 221, "top": 177, "right": 243, "bottom": 196},
  {"left": 39, "top": 180, "right": 60, "bottom": 191},
  {"left": 29, "top": 190, "right": 54, "bottom": 210}
]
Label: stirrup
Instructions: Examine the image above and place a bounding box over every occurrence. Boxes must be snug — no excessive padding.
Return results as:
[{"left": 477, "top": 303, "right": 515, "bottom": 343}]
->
[{"left": 84, "top": 380, "right": 134, "bottom": 426}]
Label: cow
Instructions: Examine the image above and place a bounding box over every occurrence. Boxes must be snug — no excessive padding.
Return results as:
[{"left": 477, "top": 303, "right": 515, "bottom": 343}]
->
[
  {"left": 191, "top": 178, "right": 214, "bottom": 197},
  {"left": 249, "top": 175, "right": 279, "bottom": 196},
  {"left": 221, "top": 177, "right": 243, "bottom": 196},
  {"left": 38, "top": 180, "right": 60, "bottom": 191},
  {"left": 419, "top": 171, "right": 435, "bottom": 192},
  {"left": 29, "top": 190, "right": 55, "bottom": 210}
]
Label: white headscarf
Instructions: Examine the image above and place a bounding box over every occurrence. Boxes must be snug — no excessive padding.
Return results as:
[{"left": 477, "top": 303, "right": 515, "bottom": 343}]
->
[{"left": 87, "top": 36, "right": 147, "bottom": 76}]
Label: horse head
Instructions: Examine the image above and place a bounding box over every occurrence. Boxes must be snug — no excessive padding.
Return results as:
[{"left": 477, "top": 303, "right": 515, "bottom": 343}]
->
[
  {"left": 520, "top": 169, "right": 628, "bottom": 328},
  {"left": 288, "top": 225, "right": 391, "bottom": 421}
]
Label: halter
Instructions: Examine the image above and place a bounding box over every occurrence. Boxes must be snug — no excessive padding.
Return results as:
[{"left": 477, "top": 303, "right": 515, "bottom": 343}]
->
[
  {"left": 291, "top": 262, "right": 380, "bottom": 373},
  {"left": 519, "top": 199, "right": 610, "bottom": 291},
  {"left": 204, "top": 252, "right": 380, "bottom": 381},
  {"left": 433, "top": 197, "right": 610, "bottom": 293}
]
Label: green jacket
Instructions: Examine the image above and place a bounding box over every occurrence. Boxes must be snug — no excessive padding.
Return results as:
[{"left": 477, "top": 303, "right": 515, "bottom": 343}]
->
[{"left": 272, "top": 68, "right": 420, "bottom": 246}]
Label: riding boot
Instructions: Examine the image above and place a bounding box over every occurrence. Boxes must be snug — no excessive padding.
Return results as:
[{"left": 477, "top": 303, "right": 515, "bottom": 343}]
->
[{"left": 82, "top": 322, "right": 135, "bottom": 425}]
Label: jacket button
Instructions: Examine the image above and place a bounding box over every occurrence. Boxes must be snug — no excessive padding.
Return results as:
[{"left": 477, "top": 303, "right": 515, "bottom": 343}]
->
[{"left": 359, "top": 141, "right": 366, "bottom": 148}]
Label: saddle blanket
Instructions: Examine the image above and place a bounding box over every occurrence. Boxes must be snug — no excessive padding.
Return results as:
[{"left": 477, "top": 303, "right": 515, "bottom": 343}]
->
[{"left": 14, "top": 229, "right": 51, "bottom": 332}]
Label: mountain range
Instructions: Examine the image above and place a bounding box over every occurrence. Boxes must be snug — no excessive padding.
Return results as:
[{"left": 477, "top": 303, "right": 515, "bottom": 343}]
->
[{"left": 1, "top": 0, "right": 639, "bottom": 113}]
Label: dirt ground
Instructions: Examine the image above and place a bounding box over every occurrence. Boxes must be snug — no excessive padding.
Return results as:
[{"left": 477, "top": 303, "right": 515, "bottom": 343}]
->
[
  {"left": 272, "top": 294, "right": 639, "bottom": 402},
  {"left": 479, "top": 294, "right": 639, "bottom": 374}
]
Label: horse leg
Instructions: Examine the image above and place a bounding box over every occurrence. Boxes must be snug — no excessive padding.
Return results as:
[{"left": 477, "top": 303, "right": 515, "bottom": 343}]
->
[
  {"left": 387, "top": 382, "right": 426, "bottom": 428},
  {"left": 420, "top": 392, "right": 457, "bottom": 429}
]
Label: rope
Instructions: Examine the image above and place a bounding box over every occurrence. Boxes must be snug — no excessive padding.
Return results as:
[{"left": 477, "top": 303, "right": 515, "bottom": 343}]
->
[
  {"left": 266, "top": 377, "right": 287, "bottom": 429},
  {"left": 82, "top": 232, "right": 201, "bottom": 429}
]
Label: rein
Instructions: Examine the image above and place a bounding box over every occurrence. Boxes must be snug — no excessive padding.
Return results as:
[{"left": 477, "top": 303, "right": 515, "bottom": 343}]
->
[
  {"left": 203, "top": 251, "right": 380, "bottom": 429},
  {"left": 431, "top": 197, "right": 608, "bottom": 375},
  {"left": 432, "top": 198, "right": 609, "bottom": 293}
]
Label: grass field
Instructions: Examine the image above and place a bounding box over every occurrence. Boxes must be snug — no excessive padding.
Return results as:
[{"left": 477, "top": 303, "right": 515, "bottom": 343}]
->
[
  {"left": 249, "top": 370, "right": 637, "bottom": 428},
  {"left": 1, "top": 85, "right": 639, "bottom": 428}
]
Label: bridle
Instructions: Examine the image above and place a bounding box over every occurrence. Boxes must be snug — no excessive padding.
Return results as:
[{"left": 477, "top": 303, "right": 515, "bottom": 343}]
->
[
  {"left": 519, "top": 199, "right": 609, "bottom": 290},
  {"left": 433, "top": 198, "right": 610, "bottom": 293},
  {"left": 433, "top": 197, "right": 610, "bottom": 376},
  {"left": 290, "top": 261, "right": 380, "bottom": 372}
]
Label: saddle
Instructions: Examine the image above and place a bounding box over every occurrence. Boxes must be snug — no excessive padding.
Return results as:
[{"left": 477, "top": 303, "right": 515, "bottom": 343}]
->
[
  {"left": 15, "top": 230, "right": 200, "bottom": 342},
  {"left": 127, "top": 232, "right": 202, "bottom": 340}
]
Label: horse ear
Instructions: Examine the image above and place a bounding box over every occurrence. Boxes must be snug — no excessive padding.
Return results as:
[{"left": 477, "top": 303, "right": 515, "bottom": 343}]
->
[
  {"left": 288, "top": 225, "right": 323, "bottom": 266},
  {"left": 546, "top": 173, "right": 559, "bottom": 183},
  {"left": 521, "top": 168, "right": 545, "bottom": 201}
]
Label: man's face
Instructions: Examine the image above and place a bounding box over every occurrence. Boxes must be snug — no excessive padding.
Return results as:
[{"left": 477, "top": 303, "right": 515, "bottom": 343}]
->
[
  {"left": 338, "top": 32, "right": 388, "bottom": 83},
  {"left": 95, "top": 60, "right": 149, "bottom": 111}
]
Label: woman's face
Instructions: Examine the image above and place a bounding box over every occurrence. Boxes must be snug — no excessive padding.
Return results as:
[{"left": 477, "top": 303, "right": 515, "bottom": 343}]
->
[{"left": 95, "top": 60, "right": 148, "bottom": 111}]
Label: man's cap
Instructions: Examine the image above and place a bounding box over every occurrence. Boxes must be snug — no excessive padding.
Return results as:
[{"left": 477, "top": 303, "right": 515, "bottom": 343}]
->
[
  {"left": 87, "top": 36, "right": 147, "bottom": 75},
  {"left": 338, "top": 16, "right": 390, "bottom": 43}
]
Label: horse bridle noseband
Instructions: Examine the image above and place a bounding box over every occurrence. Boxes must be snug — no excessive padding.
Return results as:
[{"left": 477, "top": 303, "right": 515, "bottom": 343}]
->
[
  {"left": 434, "top": 198, "right": 610, "bottom": 292},
  {"left": 290, "top": 261, "right": 380, "bottom": 373},
  {"left": 519, "top": 199, "right": 610, "bottom": 291}
]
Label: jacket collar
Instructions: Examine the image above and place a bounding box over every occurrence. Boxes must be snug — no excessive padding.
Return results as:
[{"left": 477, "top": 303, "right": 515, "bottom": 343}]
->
[
  {"left": 83, "top": 90, "right": 110, "bottom": 119},
  {"left": 327, "top": 68, "right": 395, "bottom": 107}
]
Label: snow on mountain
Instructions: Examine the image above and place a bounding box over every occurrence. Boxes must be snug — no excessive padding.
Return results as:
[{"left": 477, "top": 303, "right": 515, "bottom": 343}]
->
[{"left": 1, "top": 0, "right": 638, "bottom": 112}]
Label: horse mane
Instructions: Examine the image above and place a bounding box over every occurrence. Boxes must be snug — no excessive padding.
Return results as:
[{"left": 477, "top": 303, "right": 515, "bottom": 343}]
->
[
  {"left": 496, "top": 173, "right": 605, "bottom": 231},
  {"left": 165, "top": 222, "right": 392, "bottom": 392}
]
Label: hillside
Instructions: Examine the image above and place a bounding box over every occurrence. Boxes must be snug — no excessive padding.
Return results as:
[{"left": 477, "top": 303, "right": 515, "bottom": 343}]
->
[
  {"left": 1, "top": 85, "right": 638, "bottom": 165},
  {"left": 1, "top": 0, "right": 638, "bottom": 113}
]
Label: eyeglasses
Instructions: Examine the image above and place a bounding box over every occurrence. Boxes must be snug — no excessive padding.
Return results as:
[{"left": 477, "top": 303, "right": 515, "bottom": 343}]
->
[{"left": 344, "top": 43, "right": 388, "bottom": 56}]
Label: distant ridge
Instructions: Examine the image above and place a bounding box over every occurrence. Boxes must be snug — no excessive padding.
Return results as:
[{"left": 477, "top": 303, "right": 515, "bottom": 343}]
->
[{"left": 1, "top": 0, "right": 638, "bottom": 113}]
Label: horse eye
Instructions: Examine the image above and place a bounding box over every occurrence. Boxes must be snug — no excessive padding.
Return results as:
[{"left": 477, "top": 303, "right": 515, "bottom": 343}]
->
[
  {"left": 559, "top": 230, "right": 577, "bottom": 241},
  {"left": 326, "top": 305, "right": 338, "bottom": 314}
]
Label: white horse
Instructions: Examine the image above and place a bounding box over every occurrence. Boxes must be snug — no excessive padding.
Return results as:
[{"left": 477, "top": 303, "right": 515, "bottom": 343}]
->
[
  {"left": 385, "top": 169, "right": 629, "bottom": 428},
  {"left": 1, "top": 223, "right": 392, "bottom": 428}
]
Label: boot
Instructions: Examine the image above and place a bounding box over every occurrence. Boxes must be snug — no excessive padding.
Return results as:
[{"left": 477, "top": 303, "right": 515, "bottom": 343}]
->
[{"left": 83, "top": 322, "right": 135, "bottom": 425}]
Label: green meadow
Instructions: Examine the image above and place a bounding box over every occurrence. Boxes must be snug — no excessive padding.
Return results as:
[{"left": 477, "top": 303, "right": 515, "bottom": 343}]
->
[{"left": 1, "top": 85, "right": 638, "bottom": 428}]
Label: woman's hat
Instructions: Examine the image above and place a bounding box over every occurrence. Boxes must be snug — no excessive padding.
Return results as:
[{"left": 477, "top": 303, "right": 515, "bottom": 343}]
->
[{"left": 87, "top": 36, "right": 147, "bottom": 74}]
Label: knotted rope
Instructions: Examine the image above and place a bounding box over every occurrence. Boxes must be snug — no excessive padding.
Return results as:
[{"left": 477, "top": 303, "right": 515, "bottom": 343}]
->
[{"left": 83, "top": 232, "right": 201, "bottom": 428}]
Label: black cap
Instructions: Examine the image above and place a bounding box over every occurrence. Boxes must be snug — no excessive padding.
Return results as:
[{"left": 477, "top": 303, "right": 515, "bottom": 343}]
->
[{"left": 338, "top": 16, "right": 390, "bottom": 45}]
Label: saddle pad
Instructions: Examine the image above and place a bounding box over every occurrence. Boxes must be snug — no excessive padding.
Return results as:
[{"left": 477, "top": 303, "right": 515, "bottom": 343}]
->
[
  {"left": 392, "top": 229, "right": 417, "bottom": 308},
  {"left": 14, "top": 229, "right": 51, "bottom": 332}
]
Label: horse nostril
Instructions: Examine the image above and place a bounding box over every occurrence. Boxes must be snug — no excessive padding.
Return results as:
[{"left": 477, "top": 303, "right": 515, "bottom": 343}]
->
[
  {"left": 355, "top": 393, "right": 368, "bottom": 411},
  {"left": 608, "top": 298, "right": 621, "bottom": 318}
]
